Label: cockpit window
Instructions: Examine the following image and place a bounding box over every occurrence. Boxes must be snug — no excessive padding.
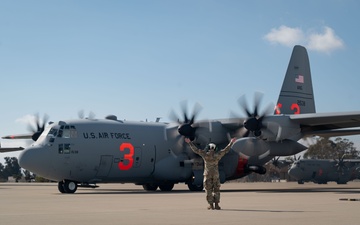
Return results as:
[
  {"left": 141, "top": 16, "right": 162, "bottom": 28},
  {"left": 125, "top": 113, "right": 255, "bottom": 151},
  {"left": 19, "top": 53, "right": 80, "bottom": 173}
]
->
[
  {"left": 58, "top": 129, "right": 63, "bottom": 138},
  {"left": 63, "top": 126, "right": 71, "bottom": 138},
  {"left": 48, "top": 128, "right": 58, "bottom": 136},
  {"left": 47, "top": 128, "right": 58, "bottom": 143},
  {"left": 70, "top": 126, "right": 77, "bottom": 138},
  {"left": 35, "top": 124, "right": 78, "bottom": 145},
  {"left": 57, "top": 125, "right": 77, "bottom": 138},
  {"left": 35, "top": 126, "right": 54, "bottom": 145}
]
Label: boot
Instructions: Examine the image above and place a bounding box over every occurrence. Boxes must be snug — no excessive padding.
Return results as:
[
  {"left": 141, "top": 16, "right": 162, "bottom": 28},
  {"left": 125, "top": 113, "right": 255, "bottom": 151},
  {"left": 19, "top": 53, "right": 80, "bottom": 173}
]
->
[
  {"left": 214, "top": 203, "right": 221, "bottom": 210},
  {"left": 207, "top": 203, "right": 214, "bottom": 210}
]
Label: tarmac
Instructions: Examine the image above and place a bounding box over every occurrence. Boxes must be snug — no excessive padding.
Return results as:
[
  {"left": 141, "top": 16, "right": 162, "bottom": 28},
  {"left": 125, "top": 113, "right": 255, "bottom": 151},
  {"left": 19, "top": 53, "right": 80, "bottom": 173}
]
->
[{"left": 1, "top": 181, "right": 360, "bottom": 225}]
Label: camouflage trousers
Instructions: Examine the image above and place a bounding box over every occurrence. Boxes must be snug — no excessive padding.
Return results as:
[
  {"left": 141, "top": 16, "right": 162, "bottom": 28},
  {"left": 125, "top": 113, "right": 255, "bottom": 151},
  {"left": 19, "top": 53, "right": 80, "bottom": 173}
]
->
[{"left": 203, "top": 174, "right": 221, "bottom": 204}]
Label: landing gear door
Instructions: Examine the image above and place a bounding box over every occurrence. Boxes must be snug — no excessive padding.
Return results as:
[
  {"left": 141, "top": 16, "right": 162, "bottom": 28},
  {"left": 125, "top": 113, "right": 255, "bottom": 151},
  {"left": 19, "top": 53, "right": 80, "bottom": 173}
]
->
[
  {"left": 192, "top": 157, "right": 204, "bottom": 185},
  {"left": 192, "top": 170, "right": 204, "bottom": 185}
]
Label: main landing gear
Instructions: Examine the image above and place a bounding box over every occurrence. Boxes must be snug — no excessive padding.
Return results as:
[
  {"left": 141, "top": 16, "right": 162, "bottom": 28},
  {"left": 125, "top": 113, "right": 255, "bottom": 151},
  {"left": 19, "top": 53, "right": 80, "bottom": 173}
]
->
[
  {"left": 58, "top": 180, "right": 78, "bottom": 194},
  {"left": 142, "top": 183, "right": 175, "bottom": 191},
  {"left": 187, "top": 182, "right": 203, "bottom": 191}
]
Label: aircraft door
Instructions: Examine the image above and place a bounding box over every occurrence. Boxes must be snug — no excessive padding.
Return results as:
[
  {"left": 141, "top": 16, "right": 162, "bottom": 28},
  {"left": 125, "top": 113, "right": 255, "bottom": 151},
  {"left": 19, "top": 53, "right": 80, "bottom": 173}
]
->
[
  {"left": 96, "top": 155, "right": 113, "bottom": 178},
  {"left": 135, "top": 145, "right": 155, "bottom": 176},
  {"left": 131, "top": 147, "right": 142, "bottom": 168}
]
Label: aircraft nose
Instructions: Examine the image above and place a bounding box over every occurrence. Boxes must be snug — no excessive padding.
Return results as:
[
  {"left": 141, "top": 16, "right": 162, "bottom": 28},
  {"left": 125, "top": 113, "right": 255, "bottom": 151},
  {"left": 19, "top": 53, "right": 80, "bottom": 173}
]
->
[
  {"left": 19, "top": 148, "right": 34, "bottom": 170},
  {"left": 19, "top": 146, "right": 48, "bottom": 174},
  {"left": 288, "top": 166, "right": 302, "bottom": 180}
]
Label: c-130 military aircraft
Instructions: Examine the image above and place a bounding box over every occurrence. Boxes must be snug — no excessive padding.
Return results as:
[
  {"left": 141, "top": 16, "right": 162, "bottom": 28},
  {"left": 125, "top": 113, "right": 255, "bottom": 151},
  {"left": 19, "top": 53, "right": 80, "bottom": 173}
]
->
[
  {"left": 2, "top": 45, "right": 360, "bottom": 193},
  {"left": 288, "top": 156, "right": 360, "bottom": 184}
]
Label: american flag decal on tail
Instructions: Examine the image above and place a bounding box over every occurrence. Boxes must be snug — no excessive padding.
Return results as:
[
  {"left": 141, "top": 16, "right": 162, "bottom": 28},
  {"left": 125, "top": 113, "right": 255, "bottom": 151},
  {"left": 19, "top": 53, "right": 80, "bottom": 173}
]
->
[{"left": 295, "top": 75, "right": 304, "bottom": 83}]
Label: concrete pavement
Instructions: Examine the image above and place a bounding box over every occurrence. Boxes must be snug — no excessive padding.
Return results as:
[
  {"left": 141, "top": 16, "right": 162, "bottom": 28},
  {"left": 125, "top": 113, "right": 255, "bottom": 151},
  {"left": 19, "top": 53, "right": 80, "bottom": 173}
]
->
[{"left": 1, "top": 182, "right": 360, "bottom": 225}]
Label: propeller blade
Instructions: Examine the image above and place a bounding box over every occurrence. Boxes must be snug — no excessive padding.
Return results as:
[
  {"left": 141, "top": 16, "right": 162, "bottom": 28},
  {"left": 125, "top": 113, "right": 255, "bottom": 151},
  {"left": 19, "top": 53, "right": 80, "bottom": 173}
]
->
[
  {"left": 169, "top": 101, "right": 203, "bottom": 141},
  {"left": 169, "top": 109, "right": 180, "bottom": 123},
  {"left": 253, "top": 92, "right": 263, "bottom": 117},
  {"left": 25, "top": 113, "right": 50, "bottom": 141},
  {"left": 235, "top": 92, "right": 274, "bottom": 138},
  {"left": 238, "top": 95, "right": 252, "bottom": 117}
]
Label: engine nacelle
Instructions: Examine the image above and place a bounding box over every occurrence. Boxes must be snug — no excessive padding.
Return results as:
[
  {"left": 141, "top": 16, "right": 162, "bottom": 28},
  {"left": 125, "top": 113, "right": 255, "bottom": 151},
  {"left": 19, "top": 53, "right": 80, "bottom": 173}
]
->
[
  {"left": 232, "top": 137, "right": 307, "bottom": 158},
  {"left": 232, "top": 137, "right": 270, "bottom": 159},
  {"left": 268, "top": 140, "right": 307, "bottom": 156},
  {"left": 261, "top": 115, "right": 301, "bottom": 141}
]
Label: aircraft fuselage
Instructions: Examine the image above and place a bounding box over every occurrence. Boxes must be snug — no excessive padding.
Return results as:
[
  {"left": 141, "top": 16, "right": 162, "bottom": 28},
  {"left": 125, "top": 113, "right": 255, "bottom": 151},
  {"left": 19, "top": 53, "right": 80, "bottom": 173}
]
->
[
  {"left": 288, "top": 159, "right": 360, "bottom": 184},
  {"left": 19, "top": 118, "right": 252, "bottom": 192}
]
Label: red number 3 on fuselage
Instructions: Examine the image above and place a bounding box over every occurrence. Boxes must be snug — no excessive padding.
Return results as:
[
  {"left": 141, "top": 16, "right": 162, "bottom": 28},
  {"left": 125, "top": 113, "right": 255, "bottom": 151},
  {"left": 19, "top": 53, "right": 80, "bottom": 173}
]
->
[{"left": 118, "top": 142, "right": 134, "bottom": 170}]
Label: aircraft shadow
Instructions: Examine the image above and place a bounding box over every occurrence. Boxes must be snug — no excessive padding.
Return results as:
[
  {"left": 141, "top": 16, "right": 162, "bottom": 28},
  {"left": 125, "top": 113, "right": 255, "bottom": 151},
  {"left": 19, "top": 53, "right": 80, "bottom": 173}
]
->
[
  {"left": 71, "top": 189, "right": 193, "bottom": 195},
  {"left": 221, "top": 187, "right": 360, "bottom": 194},
  {"left": 71, "top": 186, "right": 360, "bottom": 195}
]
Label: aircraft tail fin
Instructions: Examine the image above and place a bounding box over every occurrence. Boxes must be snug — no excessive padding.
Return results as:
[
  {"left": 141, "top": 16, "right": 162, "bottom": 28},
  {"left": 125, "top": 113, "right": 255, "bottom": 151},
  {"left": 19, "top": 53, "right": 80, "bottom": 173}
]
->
[{"left": 275, "top": 45, "right": 316, "bottom": 115}]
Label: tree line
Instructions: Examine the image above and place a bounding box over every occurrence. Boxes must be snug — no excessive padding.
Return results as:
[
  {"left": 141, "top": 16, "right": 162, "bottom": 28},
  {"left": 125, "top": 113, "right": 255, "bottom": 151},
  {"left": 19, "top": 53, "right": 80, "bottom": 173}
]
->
[
  {"left": 304, "top": 137, "right": 359, "bottom": 159},
  {"left": 0, "top": 157, "right": 34, "bottom": 182}
]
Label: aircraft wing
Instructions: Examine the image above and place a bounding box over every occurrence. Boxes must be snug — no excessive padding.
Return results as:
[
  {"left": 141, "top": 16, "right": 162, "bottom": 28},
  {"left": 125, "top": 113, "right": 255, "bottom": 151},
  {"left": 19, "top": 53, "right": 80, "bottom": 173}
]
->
[
  {"left": 344, "top": 159, "right": 360, "bottom": 163},
  {"left": 1, "top": 134, "right": 29, "bottom": 152},
  {"left": 219, "top": 118, "right": 246, "bottom": 130},
  {"left": 2, "top": 134, "right": 33, "bottom": 139},
  {"left": 290, "top": 111, "right": 360, "bottom": 137},
  {"left": 0, "top": 147, "right": 24, "bottom": 153}
]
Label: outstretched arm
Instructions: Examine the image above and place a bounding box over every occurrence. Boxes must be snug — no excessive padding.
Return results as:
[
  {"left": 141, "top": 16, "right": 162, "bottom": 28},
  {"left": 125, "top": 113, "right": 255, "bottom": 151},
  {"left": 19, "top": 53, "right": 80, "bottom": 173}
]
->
[
  {"left": 220, "top": 138, "right": 237, "bottom": 154},
  {"left": 185, "top": 138, "right": 202, "bottom": 155}
]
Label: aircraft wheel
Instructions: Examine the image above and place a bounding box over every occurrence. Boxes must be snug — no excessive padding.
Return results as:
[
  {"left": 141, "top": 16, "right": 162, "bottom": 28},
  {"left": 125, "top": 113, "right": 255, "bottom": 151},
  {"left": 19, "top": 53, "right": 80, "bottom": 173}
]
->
[
  {"left": 142, "top": 183, "right": 158, "bottom": 191},
  {"left": 58, "top": 181, "right": 66, "bottom": 193},
  {"left": 187, "top": 182, "right": 203, "bottom": 191},
  {"left": 63, "top": 180, "right": 78, "bottom": 193},
  {"left": 297, "top": 180, "right": 304, "bottom": 184},
  {"left": 159, "top": 183, "right": 174, "bottom": 191},
  {"left": 337, "top": 181, "right": 347, "bottom": 184}
]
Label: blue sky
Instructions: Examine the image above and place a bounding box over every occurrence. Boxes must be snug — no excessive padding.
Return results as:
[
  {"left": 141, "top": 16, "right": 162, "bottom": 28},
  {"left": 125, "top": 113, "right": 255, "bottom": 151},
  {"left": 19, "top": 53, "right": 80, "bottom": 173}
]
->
[{"left": 1, "top": 0, "right": 360, "bottom": 163}]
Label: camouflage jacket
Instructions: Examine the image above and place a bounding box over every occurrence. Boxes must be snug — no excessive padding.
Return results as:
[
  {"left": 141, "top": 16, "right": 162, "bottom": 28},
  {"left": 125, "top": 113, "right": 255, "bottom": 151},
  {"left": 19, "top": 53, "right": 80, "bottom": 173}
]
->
[{"left": 188, "top": 141, "right": 233, "bottom": 175}]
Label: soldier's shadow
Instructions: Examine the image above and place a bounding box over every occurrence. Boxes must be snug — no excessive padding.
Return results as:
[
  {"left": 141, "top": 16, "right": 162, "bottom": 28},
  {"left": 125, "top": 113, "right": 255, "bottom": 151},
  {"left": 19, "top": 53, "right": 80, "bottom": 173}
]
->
[{"left": 221, "top": 208, "right": 309, "bottom": 213}]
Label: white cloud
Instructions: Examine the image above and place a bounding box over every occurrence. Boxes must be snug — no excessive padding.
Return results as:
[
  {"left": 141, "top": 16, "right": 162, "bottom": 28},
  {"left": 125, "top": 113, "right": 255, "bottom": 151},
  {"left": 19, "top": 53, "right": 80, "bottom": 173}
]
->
[
  {"left": 15, "top": 114, "right": 36, "bottom": 125},
  {"left": 264, "top": 25, "right": 305, "bottom": 47},
  {"left": 307, "top": 26, "right": 344, "bottom": 53},
  {"left": 15, "top": 114, "right": 40, "bottom": 132},
  {"left": 264, "top": 25, "right": 345, "bottom": 53}
]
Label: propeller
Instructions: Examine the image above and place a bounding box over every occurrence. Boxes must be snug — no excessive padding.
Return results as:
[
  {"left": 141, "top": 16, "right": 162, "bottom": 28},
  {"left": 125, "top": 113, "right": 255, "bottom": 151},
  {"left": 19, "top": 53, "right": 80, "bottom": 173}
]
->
[
  {"left": 28, "top": 114, "right": 49, "bottom": 141},
  {"left": 334, "top": 154, "right": 348, "bottom": 173},
  {"left": 234, "top": 92, "right": 274, "bottom": 138},
  {"left": 271, "top": 156, "right": 281, "bottom": 168},
  {"left": 169, "top": 101, "right": 203, "bottom": 141},
  {"left": 292, "top": 154, "right": 301, "bottom": 162},
  {"left": 2, "top": 113, "right": 50, "bottom": 142},
  {"left": 270, "top": 156, "right": 298, "bottom": 169}
]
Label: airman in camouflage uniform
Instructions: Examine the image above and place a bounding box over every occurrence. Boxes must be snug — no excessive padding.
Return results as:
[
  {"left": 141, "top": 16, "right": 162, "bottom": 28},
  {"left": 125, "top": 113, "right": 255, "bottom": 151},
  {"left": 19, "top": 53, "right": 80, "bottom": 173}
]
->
[{"left": 185, "top": 137, "right": 236, "bottom": 210}]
